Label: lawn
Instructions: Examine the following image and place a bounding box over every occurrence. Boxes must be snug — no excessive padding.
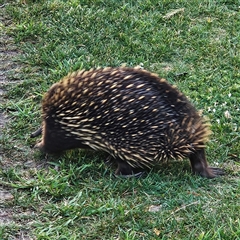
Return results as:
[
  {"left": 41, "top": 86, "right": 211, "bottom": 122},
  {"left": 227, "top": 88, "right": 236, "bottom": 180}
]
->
[{"left": 0, "top": 0, "right": 239, "bottom": 239}]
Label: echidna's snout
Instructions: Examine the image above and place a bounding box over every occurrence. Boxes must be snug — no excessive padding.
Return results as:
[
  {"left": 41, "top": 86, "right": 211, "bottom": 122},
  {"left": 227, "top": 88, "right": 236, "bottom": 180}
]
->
[{"left": 30, "top": 127, "right": 42, "bottom": 138}]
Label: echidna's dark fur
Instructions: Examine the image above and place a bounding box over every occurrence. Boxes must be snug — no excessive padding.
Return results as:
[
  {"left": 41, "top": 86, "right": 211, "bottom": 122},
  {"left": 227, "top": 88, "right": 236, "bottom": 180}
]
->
[{"left": 32, "top": 67, "right": 224, "bottom": 178}]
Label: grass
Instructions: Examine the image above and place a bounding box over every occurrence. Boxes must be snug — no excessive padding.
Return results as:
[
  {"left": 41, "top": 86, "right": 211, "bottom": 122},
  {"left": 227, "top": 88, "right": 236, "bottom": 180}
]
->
[{"left": 0, "top": 0, "right": 239, "bottom": 239}]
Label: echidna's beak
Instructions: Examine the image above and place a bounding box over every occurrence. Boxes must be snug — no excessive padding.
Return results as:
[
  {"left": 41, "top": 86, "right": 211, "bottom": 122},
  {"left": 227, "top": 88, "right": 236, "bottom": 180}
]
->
[{"left": 30, "top": 127, "right": 42, "bottom": 138}]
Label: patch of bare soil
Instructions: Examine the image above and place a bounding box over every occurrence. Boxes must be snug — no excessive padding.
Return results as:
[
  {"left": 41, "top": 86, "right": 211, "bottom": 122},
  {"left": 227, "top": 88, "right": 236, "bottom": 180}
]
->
[
  {"left": 0, "top": 6, "right": 36, "bottom": 240},
  {"left": 0, "top": 8, "right": 19, "bottom": 130}
]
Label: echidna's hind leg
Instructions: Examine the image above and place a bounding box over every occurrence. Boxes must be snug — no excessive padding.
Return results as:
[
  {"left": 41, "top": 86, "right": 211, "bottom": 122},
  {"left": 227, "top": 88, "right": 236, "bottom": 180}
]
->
[
  {"left": 189, "top": 149, "right": 224, "bottom": 178},
  {"left": 115, "top": 158, "right": 144, "bottom": 177}
]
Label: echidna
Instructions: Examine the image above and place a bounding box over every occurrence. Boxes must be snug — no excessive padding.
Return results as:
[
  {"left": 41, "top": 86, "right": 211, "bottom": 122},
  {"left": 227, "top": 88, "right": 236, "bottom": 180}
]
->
[{"left": 31, "top": 67, "right": 224, "bottom": 178}]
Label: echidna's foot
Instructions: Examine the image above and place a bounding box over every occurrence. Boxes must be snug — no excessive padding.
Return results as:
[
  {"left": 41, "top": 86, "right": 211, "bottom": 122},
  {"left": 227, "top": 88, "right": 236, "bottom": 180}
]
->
[
  {"left": 189, "top": 148, "right": 224, "bottom": 178},
  {"left": 208, "top": 167, "right": 225, "bottom": 176},
  {"left": 115, "top": 158, "right": 144, "bottom": 178},
  {"left": 194, "top": 167, "right": 224, "bottom": 179},
  {"left": 33, "top": 141, "right": 44, "bottom": 151},
  {"left": 115, "top": 171, "right": 145, "bottom": 178}
]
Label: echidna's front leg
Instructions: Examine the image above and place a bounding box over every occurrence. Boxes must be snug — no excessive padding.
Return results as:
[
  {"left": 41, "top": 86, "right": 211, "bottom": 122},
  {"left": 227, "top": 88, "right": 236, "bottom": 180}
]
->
[{"left": 189, "top": 149, "right": 224, "bottom": 178}]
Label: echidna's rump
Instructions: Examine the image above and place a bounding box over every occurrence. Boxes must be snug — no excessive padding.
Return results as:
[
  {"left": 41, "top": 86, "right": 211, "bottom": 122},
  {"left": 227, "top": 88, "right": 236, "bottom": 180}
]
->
[{"left": 32, "top": 67, "right": 224, "bottom": 178}]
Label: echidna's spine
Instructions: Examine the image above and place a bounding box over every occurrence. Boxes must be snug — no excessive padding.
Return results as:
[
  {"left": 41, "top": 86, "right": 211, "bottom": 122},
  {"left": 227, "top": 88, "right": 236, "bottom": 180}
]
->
[{"left": 32, "top": 67, "right": 224, "bottom": 178}]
